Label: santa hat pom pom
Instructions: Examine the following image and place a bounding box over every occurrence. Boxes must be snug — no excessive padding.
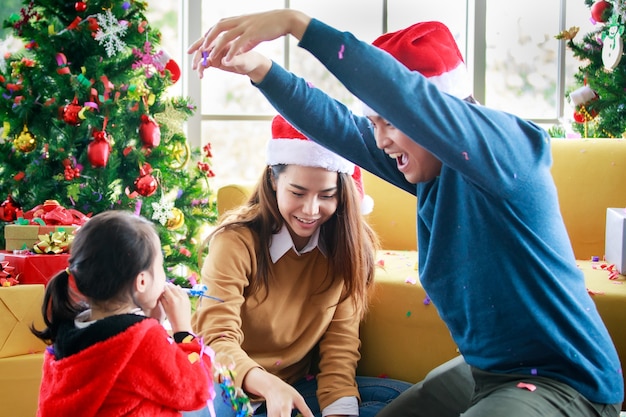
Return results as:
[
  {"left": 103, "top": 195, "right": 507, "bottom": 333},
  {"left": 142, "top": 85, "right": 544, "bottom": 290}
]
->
[{"left": 361, "top": 194, "right": 374, "bottom": 215}]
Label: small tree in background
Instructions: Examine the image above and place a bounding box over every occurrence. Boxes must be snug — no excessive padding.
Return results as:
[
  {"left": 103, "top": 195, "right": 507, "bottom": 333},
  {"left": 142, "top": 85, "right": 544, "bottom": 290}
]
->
[
  {"left": 0, "top": 0, "right": 217, "bottom": 286},
  {"left": 558, "top": 0, "right": 626, "bottom": 138}
]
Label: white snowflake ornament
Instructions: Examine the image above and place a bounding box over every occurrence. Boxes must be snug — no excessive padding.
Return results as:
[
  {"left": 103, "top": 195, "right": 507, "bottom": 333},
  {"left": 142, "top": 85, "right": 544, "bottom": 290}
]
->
[
  {"left": 152, "top": 197, "right": 175, "bottom": 225},
  {"left": 94, "top": 9, "right": 128, "bottom": 57}
]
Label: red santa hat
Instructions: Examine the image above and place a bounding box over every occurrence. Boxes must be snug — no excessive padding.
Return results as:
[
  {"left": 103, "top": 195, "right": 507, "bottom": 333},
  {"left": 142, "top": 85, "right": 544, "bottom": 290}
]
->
[
  {"left": 363, "top": 21, "right": 472, "bottom": 116},
  {"left": 267, "top": 115, "right": 373, "bottom": 214}
]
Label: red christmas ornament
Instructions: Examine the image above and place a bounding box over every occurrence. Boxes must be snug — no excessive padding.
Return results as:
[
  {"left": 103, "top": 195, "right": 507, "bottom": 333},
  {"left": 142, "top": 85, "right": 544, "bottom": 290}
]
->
[
  {"left": 591, "top": 0, "right": 613, "bottom": 23},
  {"left": 155, "top": 50, "right": 181, "bottom": 84},
  {"left": 573, "top": 111, "right": 586, "bottom": 123},
  {"left": 63, "top": 159, "right": 81, "bottom": 180},
  {"left": 139, "top": 114, "right": 161, "bottom": 148},
  {"left": 88, "top": 130, "right": 112, "bottom": 167},
  {"left": 134, "top": 163, "right": 158, "bottom": 197},
  {"left": 164, "top": 59, "right": 181, "bottom": 83},
  {"left": 75, "top": 1, "right": 87, "bottom": 12},
  {"left": 573, "top": 107, "right": 598, "bottom": 123},
  {"left": 61, "top": 98, "right": 82, "bottom": 125},
  {"left": 87, "top": 17, "right": 99, "bottom": 31},
  {"left": 0, "top": 195, "right": 21, "bottom": 222}
]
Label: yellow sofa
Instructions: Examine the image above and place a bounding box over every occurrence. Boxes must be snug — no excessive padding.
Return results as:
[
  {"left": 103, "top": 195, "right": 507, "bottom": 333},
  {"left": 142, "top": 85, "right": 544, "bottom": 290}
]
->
[
  {"left": 217, "top": 138, "right": 626, "bottom": 408},
  {"left": 3, "top": 139, "right": 624, "bottom": 416}
]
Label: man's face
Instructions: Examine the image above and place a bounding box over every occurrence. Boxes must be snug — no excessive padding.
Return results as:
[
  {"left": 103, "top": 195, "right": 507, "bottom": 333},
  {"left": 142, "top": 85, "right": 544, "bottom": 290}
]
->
[{"left": 368, "top": 115, "right": 442, "bottom": 183}]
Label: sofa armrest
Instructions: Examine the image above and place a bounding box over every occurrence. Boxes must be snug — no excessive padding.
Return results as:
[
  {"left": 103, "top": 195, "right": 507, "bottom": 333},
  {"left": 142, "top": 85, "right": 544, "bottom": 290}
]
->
[{"left": 216, "top": 184, "right": 254, "bottom": 216}]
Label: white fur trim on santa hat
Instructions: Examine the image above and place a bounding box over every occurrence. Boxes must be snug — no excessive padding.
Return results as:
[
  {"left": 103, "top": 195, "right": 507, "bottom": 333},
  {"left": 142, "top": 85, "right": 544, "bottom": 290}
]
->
[{"left": 266, "top": 138, "right": 355, "bottom": 174}]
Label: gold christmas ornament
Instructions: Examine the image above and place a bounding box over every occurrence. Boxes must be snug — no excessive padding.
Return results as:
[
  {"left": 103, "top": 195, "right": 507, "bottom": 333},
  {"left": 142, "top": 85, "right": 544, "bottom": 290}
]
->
[
  {"left": 14, "top": 125, "right": 37, "bottom": 153},
  {"left": 166, "top": 207, "right": 185, "bottom": 230},
  {"left": 168, "top": 140, "right": 191, "bottom": 170}
]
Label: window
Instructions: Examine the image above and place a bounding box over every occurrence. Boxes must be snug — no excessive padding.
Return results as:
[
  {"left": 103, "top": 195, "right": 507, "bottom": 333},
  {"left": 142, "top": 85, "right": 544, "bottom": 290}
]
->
[{"left": 182, "top": 1, "right": 595, "bottom": 186}]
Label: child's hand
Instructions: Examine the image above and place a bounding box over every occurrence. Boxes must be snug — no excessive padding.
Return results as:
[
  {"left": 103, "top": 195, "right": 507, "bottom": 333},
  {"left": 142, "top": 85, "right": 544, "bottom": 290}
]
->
[{"left": 160, "top": 283, "right": 192, "bottom": 334}]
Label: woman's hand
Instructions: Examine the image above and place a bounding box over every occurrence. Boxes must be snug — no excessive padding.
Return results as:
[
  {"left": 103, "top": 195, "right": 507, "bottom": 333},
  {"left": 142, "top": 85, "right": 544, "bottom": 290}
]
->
[
  {"left": 243, "top": 368, "right": 314, "bottom": 417},
  {"left": 159, "top": 283, "right": 192, "bottom": 334}
]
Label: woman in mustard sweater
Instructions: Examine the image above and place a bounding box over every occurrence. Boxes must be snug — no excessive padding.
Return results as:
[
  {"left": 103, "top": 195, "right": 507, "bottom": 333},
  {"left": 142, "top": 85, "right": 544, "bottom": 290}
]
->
[{"left": 189, "top": 115, "right": 410, "bottom": 417}]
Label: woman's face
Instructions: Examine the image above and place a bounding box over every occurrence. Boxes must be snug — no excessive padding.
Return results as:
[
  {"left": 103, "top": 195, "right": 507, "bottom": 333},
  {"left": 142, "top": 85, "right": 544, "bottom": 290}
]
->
[{"left": 272, "top": 165, "right": 339, "bottom": 250}]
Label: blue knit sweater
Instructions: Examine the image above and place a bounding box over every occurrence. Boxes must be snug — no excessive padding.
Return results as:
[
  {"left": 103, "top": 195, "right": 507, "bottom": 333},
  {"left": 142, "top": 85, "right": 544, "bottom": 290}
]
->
[{"left": 254, "top": 18, "right": 623, "bottom": 405}]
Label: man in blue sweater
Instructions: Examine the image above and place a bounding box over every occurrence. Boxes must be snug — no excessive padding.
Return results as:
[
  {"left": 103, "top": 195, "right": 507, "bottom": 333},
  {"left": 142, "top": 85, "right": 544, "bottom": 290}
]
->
[{"left": 188, "top": 9, "right": 623, "bottom": 417}]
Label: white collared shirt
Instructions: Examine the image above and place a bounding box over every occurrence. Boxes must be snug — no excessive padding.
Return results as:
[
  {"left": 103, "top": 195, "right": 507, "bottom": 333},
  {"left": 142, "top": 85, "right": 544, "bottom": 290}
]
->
[
  {"left": 267, "top": 224, "right": 357, "bottom": 417},
  {"left": 269, "top": 224, "right": 325, "bottom": 263}
]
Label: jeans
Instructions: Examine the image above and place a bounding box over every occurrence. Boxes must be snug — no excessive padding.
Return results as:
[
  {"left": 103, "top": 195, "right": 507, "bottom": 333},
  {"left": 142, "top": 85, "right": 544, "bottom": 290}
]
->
[{"left": 184, "top": 375, "right": 411, "bottom": 417}]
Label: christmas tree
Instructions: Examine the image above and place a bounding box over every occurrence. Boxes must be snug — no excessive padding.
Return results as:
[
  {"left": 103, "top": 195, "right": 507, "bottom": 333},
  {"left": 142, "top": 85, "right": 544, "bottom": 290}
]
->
[
  {"left": 557, "top": 0, "right": 626, "bottom": 138},
  {"left": 0, "top": 0, "right": 217, "bottom": 286}
]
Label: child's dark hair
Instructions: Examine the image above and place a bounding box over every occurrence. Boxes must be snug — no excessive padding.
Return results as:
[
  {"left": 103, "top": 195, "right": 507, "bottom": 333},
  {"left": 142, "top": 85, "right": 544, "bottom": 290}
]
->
[{"left": 31, "top": 210, "right": 158, "bottom": 343}]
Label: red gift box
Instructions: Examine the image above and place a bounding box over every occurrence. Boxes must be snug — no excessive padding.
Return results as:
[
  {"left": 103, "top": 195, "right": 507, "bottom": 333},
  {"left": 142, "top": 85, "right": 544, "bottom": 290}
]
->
[{"left": 0, "top": 251, "right": 69, "bottom": 286}]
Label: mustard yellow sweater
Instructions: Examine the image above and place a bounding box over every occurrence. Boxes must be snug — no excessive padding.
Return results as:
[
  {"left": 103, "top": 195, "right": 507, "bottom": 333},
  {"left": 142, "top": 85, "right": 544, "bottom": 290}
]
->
[{"left": 192, "top": 227, "right": 361, "bottom": 409}]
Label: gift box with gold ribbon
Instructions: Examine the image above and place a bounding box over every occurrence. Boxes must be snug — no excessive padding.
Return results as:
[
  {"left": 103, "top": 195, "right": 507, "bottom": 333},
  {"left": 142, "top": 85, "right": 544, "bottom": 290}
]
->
[
  {"left": 4, "top": 225, "right": 77, "bottom": 252},
  {"left": 0, "top": 251, "right": 69, "bottom": 286},
  {"left": 0, "top": 284, "right": 47, "bottom": 359}
]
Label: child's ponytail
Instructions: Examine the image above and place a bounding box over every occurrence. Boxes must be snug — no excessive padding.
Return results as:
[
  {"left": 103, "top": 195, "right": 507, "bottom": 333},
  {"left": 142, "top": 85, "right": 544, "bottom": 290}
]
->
[{"left": 31, "top": 267, "right": 86, "bottom": 343}]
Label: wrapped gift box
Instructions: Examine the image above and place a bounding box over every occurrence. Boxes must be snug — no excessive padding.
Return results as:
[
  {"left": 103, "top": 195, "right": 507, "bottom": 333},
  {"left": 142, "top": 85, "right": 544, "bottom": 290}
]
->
[
  {"left": 4, "top": 224, "right": 77, "bottom": 251},
  {"left": 0, "top": 284, "right": 47, "bottom": 359},
  {"left": 0, "top": 353, "right": 44, "bottom": 417},
  {"left": 605, "top": 207, "right": 626, "bottom": 273},
  {"left": 0, "top": 251, "right": 69, "bottom": 286}
]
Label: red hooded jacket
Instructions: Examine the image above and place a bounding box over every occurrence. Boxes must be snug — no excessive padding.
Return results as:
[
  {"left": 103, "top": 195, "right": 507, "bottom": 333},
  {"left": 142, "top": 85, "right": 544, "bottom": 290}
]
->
[{"left": 37, "top": 315, "right": 214, "bottom": 416}]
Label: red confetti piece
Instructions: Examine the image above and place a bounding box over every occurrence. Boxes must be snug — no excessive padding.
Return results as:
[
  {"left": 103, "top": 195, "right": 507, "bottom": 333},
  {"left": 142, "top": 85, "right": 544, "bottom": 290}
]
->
[
  {"left": 516, "top": 382, "right": 537, "bottom": 392},
  {"left": 587, "top": 288, "right": 605, "bottom": 296},
  {"left": 376, "top": 259, "right": 385, "bottom": 267}
]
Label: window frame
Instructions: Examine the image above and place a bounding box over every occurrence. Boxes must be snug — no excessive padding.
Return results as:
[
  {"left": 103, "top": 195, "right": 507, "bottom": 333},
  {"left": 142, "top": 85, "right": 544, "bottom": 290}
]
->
[{"left": 181, "top": 0, "right": 571, "bottom": 148}]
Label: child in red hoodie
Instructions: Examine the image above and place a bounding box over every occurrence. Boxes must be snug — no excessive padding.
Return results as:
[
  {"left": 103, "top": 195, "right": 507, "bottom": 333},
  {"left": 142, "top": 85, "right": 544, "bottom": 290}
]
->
[{"left": 31, "top": 210, "right": 215, "bottom": 417}]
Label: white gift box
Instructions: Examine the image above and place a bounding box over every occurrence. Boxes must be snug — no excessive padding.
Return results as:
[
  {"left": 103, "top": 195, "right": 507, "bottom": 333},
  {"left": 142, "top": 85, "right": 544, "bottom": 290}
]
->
[{"left": 605, "top": 207, "right": 626, "bottom": 273}]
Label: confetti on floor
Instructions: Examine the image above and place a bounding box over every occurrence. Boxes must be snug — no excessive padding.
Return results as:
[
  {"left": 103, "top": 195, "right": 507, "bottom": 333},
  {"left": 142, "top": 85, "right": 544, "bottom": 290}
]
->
[{"left": 516, "top": 382, "right": 537, "bottom": 392}]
